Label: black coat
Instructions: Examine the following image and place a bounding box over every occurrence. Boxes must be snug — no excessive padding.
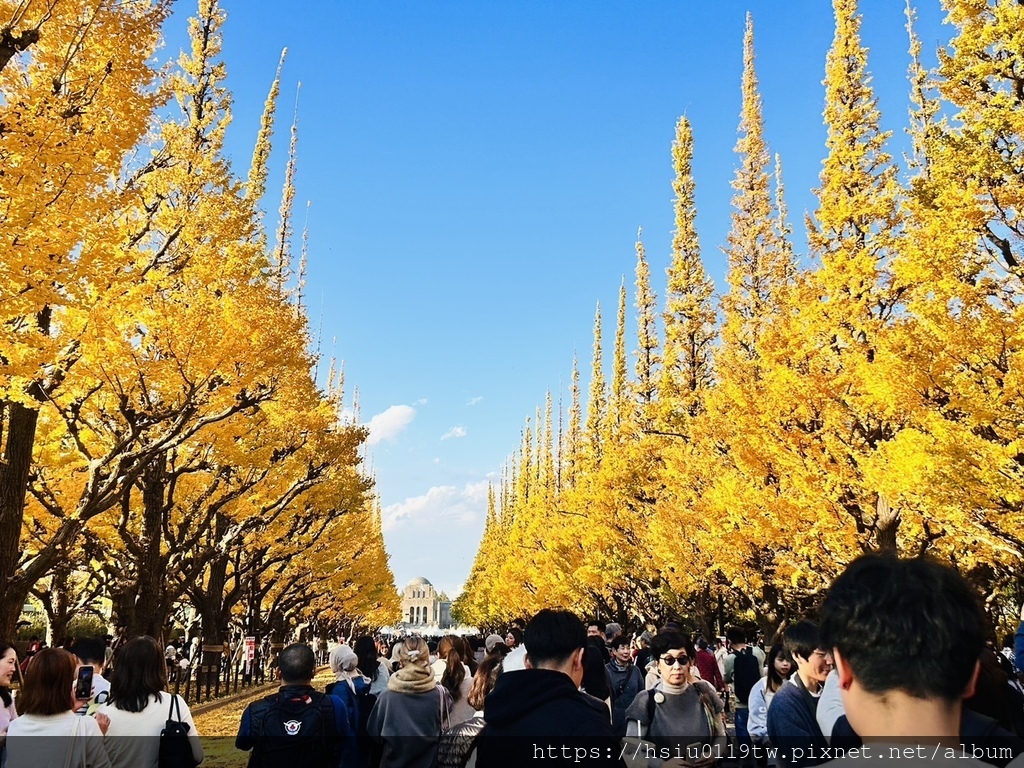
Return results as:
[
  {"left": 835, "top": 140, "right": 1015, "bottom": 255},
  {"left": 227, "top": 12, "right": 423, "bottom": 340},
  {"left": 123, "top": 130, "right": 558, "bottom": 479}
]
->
[{"left": 475, "top": 668, "right": 624, "bottom": 768}]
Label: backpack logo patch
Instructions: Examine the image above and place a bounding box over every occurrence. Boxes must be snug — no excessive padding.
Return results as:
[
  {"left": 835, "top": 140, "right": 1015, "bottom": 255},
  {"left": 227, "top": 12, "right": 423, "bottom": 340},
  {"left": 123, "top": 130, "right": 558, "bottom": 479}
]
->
[{"left": 283, "top": 720, "right": 302, "bottom": 736}]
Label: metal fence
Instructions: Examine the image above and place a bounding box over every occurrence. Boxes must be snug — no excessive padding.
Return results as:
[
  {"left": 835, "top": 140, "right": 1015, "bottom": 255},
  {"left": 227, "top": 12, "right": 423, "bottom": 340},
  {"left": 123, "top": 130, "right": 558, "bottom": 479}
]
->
[{"left": 167, "top": 644, "right": 271, "bottom": 706}]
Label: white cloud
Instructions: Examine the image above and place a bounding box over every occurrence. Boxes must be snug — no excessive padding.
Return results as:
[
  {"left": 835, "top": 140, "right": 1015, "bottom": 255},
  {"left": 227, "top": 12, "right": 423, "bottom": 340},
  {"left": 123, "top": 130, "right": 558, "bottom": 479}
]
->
[
  {"left": 441, "top": 426, "right": 467, "bottom": 441},
  {"left": 467, "top": 396, "right": 484, "bottom": 406},
  {"left": 415, "top": 398, "right": 429, "bottom": 406},
  {"left": 381, "top": 481, "right": 489, "bottom": 532},
  {"left": 364, "top": 405, "right": 416, "bottom": 445}
]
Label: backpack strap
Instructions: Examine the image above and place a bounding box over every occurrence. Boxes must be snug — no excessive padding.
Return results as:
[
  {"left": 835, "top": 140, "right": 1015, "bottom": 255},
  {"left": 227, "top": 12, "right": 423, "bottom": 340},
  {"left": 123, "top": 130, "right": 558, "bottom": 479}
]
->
[
  {"left": 645, "top": 688, "right": 657, "bottom": 724},
  {"left": 319, "top": 690, "right": 342, "bottom": 754},
  {"left": 609, "top": 665, "right": 632, "bottom": 700},
  {"left": 167, "top": 693, "right": 183, "bottom": 723}
]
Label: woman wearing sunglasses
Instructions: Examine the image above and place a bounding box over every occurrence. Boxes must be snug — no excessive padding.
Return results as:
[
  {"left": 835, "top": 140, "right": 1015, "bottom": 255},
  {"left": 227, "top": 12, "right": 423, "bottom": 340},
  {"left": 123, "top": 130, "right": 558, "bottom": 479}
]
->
[{"left": 622, "top": 631, "right": 726, "bottom": 768}]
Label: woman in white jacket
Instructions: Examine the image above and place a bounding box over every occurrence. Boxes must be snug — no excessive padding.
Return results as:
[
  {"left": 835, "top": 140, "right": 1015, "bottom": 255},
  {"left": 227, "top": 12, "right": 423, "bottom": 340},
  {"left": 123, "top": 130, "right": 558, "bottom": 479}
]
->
[
  {"left": 98, "top": 636, "right": 204, "bottom": 768},
  {"left": 746, "top": 641, "right": 792, "bottom": 764},
  {"left": 6, "top": 648, "right": 111, "bottom": 768}
]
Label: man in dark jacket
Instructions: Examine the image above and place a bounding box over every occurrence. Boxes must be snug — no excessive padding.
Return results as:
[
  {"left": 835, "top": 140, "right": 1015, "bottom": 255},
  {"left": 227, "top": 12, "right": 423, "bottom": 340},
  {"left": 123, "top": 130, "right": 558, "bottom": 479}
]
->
[
  {"left": 475, "top": 609, "right": 624, "bottom": 767},
  {"left": 236, "top": 643, "right": 353, "bottom": 768},
  {"left": 607, "top": 636, "right": 644, "bottom": 737}
]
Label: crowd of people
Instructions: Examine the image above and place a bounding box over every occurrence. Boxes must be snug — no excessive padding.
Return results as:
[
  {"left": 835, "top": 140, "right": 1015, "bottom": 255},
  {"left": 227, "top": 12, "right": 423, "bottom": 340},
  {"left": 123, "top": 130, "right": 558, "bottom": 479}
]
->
[
  {"left": 0, "top": 636, "right": 203, "bottom": 768},
  {"left": 0, "top": 554, "right": 1023, "bottom": 768}
]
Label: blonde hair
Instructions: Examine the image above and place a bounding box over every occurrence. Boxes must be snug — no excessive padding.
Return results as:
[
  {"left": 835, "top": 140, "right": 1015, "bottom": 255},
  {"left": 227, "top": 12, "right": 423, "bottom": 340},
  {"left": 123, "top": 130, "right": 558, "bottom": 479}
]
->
[{"left": 398, "top": 636, "right": 430, "bottom": 668}]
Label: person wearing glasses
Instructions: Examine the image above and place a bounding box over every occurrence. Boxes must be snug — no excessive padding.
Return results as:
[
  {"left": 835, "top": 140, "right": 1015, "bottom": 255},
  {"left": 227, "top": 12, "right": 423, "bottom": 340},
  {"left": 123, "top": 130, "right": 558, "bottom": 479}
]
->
[
  {"left": 623, "top": 631, "right": 726, "bottom": 767},
  {"left": 766, "top": 621, "right": 833, "bottom": 767}
]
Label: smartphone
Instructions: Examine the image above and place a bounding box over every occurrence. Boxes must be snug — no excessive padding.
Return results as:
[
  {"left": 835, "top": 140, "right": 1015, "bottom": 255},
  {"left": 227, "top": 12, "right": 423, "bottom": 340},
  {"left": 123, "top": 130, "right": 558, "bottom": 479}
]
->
[
  {"left": 74, "top": 665, "right": 94, "bottom": 699},
  {"left": 685, "top": 743, "right": 703, "bottom": 761}
]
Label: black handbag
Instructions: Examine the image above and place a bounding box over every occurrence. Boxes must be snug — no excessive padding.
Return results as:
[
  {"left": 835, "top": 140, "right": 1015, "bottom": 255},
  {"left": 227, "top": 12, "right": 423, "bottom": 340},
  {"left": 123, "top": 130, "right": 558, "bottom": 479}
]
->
[{"left": 159, "top": 694, "right": 198, "bottom": 768}]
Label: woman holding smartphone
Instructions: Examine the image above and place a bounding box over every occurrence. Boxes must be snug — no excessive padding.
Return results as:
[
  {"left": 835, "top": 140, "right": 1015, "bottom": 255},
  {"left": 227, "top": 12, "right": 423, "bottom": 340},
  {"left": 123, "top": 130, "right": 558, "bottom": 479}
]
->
[
  {"left": 98, "top": 636, "right": 203, "bottom": 768},
  {"left": 6, "top": 647, "right": 112, "bottom": 768},
  {"left": 622, "top": 631, "right": 726, "bottom": 768}
]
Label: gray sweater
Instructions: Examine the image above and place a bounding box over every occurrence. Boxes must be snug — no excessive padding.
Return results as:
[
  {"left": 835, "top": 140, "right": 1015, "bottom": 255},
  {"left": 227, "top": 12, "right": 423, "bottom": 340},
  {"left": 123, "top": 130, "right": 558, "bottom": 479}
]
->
[
  {"left": 366, "top": 687, "right": 444, "bottom": 768},
  {"left": 623, "top": 681, "right": 727, "bottom": 765}
]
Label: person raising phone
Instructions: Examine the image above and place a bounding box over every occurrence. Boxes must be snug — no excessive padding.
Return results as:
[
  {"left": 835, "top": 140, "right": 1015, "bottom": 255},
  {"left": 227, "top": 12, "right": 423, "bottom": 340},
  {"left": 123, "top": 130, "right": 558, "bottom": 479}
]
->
[{"left": 6, "top": 648, "right": 111, "bottom": 768}]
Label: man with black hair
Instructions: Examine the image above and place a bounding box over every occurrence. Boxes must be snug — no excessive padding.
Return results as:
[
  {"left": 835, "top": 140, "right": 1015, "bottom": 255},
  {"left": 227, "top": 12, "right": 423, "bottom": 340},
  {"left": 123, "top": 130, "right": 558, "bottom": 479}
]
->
[
  {"left": 70, "top": 637, "right": 110, "bottom": 714},
  {"left": 476, "top": 609, "right": 623, "bottom": 767},
  {"left": 766, "top": 621, "right": 832, "bottom": 767},
  {"left": 726, "top": 625, "right": 766, "bottom": 760},
  {"left": 608, "top": 635, "right": 644, "bottom": 737},
  {"left": 237, "top": 643, "right": 353, "bottom": 768},
  {"left": 695, "top": 637, "right": 725, "bottom": 697},
  {"left": 816, "top": 554, "right": 1024, "bottom": 767}
]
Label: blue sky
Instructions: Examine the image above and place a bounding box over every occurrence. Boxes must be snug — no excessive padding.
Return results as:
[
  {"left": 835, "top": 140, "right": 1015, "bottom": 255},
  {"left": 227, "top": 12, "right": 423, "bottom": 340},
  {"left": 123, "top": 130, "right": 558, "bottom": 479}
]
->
[{"left": 164, "top": 0, "right": 948, "bottom": 601}]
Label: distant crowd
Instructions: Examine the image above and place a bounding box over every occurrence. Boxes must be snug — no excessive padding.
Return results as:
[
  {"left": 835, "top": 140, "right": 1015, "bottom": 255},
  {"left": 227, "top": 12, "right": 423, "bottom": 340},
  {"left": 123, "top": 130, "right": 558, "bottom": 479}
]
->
[{"left": 1, "top": 553, "right": 1023, "bottom": 768}]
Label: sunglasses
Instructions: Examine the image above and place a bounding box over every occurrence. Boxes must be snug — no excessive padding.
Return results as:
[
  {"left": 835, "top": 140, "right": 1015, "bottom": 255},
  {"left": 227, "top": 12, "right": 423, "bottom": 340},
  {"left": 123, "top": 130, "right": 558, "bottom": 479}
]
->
[{"left": 660, "top": 654, "right": 690, "bottom": 666}]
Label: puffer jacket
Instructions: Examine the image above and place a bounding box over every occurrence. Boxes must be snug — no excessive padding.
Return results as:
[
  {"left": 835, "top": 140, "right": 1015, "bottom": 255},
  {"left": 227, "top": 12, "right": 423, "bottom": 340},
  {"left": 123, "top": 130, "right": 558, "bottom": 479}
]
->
[{"left": 437, "top": 715, "right": 485, "bottom": 768}]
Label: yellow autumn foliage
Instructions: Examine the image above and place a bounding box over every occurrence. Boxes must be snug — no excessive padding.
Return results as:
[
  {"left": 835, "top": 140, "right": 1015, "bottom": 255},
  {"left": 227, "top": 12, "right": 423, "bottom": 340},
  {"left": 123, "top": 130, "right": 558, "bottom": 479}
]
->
[{"left": 457, "top": 0, "right": 1024, "bottom": 635}]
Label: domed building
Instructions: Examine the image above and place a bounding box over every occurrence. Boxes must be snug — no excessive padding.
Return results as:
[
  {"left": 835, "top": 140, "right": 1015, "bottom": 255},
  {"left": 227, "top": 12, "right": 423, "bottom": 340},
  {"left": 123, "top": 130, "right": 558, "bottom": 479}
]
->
[{"left": 401, "top": 577, "right": 452, "bottom": 629}]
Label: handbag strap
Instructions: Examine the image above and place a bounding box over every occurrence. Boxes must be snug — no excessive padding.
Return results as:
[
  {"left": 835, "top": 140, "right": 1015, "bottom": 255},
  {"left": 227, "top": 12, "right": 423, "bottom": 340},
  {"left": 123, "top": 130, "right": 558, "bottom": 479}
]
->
[
  {"left": 437, "top": 685, "right": 451, "bottom": 730},
  {"left": 63, "top": 714, "right": 80, "bottom": 768},
  {"left": 167, "top": 693, "right": 183, "bottom": 723},
  {"left": 694, "top": 680, "right": 721, "bottom": 739}
]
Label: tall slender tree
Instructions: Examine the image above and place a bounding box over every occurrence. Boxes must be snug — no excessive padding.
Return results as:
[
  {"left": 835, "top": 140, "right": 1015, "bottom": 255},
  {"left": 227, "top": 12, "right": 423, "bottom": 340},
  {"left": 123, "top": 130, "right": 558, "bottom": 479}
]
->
[
  {"left": 659, "top": 117, "right": 717, "bottom": 432},
  {"left": 633, "top": 229, "right": 660, "bottom": 420},
  {"left": 585, "top": 304, "right": 607, "bottom": 466}
]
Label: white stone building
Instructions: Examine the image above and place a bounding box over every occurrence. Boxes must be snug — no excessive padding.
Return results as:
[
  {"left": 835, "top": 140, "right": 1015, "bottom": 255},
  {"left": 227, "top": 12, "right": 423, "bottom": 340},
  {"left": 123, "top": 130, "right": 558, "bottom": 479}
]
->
[{"left": 400, "top": 577, "right": 452, "bottom": 630}]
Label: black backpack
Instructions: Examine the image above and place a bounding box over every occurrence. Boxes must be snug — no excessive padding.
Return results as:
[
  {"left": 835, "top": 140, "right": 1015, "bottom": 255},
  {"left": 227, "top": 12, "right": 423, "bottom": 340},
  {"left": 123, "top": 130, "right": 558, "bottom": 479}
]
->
[
  {"left": 159, "top": 694, "right": 197, "bottom": 768},
  {"left": 732, "top": 647, "right": 761, "bottom": 705},
  {"left": 325, "top": 680, "right": 381, "bottom": 768},
  {"left": 249, "top": 689, "right": 336, "bottom": 768}
]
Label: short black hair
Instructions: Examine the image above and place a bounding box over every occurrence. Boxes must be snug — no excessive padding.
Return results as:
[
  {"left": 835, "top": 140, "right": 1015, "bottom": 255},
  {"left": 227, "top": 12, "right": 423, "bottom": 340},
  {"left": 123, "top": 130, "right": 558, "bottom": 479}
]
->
[
  {"left": 819, "top": 553, "right": 985, "bottom": 701},
  {"left": 70, "top": 637, "right": 106, "bottom": 666},
  {"left": 609, "top": 635, "right": 631, "bottom": 651},
  {"left": 782, "top": 620, "right": 821, "bottom": 663},
  {"left": 587, "top": 620, "right": 606, "bottom": 632},
  {"left": 524, "top": 609, "right": 586, "bottom": 665},
  {"left": 277, "top": 643, "right": 316, "bottom": 683},
  {"left": 650, "top": 631, "right": 693, "bottom": 661},
  {"left": 725, "top": 626, "right": 747, "bottom": 645}
]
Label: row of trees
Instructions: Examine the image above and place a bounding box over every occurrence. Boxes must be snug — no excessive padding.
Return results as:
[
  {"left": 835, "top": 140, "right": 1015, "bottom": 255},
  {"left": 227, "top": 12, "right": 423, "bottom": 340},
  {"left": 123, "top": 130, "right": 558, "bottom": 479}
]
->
[
  {"left": 455, "top": 0, "right": 1024, "bottom": 638},
  {"left": 0, "top": 0, "right": 401, "bottom": 660}
]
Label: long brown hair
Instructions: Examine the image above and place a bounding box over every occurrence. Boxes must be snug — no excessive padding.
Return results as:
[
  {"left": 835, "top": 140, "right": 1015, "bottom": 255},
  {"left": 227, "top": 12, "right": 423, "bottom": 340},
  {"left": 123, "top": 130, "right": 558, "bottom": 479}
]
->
[
  {"left": 108, "top": 636, "right": 167, "bottom": 712},
  {"left": 453, "top": 635, "right": 477, "bottom": 676},
  {"left": 18, "top": 648, "right": 76, "bottom": 715},
  {"left": 467, "top": 652, "right": 502, "bottom": 711},
  {"left": 438, "top": 635, "right": 466, "bottom": 702}
]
